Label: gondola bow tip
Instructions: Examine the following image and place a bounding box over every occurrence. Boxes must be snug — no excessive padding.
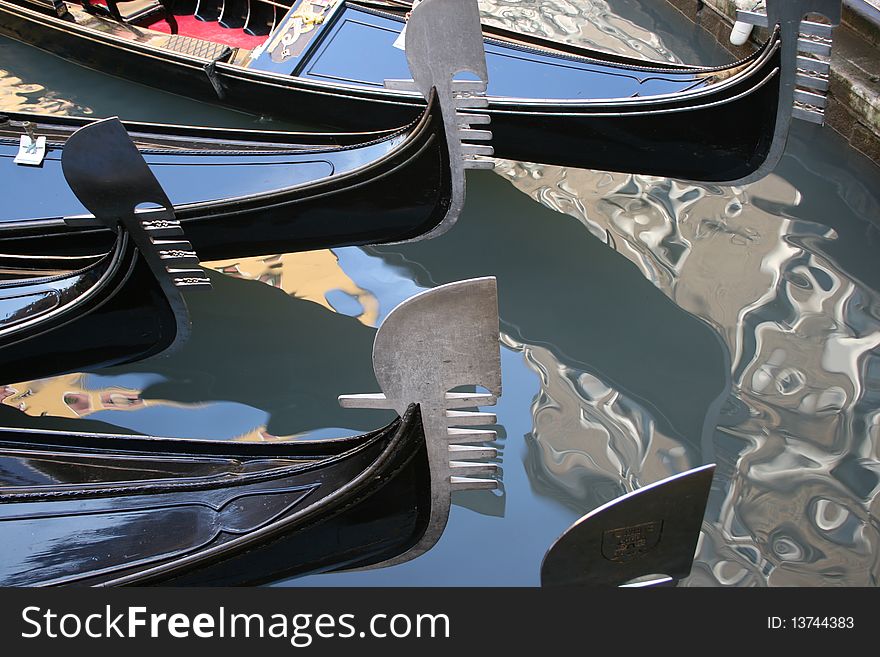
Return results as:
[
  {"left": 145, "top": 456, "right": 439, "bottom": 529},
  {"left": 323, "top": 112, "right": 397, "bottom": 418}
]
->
[{"left": 339, "top": 276, "right": 502, "bottom": 566}]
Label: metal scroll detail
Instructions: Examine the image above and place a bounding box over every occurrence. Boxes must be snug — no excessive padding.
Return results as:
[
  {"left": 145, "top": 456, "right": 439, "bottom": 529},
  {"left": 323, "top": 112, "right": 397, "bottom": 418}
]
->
[
  {"left": 384, "top": 0, "right": 493, "bottom": 241},
  {"left": 339, "top": 277, "right": 502, "bottom": 568},
  {"left": 732, "top": 0, "right": 842, "bottom": 184},
  {"left": 540, "top": 464, "right": 716, "bottom": 587},
  {"left": 60, "top": 117, "right": 211, "bottom": 348}
]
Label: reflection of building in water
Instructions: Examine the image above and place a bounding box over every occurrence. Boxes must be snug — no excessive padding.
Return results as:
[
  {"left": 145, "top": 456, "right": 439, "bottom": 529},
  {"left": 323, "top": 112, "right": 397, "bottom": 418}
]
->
[
  {"left": 497, "top": 159, "right": 880, "bottom": 585},
  {"left": 2, "top": 251, "right": 380, "bottom": 442},
  {"left": 0, "top": 64, "right": 91, "bottom": 115},
  {"left": 208, "top": 251, "right": 379, "bottom": 327},
  {"left": 1, "top": 375, "right": 143, "bottom": 418},
  {"left": 520, "top": 341, "right": 694, "bottom": 512},
  {"left": 479, "top": 0, "right": 679, "bottom": 62}
]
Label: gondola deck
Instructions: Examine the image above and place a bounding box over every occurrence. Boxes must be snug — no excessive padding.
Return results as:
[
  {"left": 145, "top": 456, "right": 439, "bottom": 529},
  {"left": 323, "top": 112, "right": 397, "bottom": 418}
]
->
[
  {"left": 0, "top": 0, "right": 843, "bottom": 182},
  {"left": 0, "top": 0, "right": 497, "bottom": 259}
]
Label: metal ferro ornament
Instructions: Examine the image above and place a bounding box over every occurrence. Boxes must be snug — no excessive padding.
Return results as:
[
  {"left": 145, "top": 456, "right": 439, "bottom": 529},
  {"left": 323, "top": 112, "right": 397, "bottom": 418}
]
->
[
  {"left": 385, "top": 0, "right": 494, "bottom": 240},
  {"left": 541, "top": 464, "right": 716, "bottom": 587},
  {"left": 730, "top": 0, "right": 841, "bottom": 184},
  {"left": 61, "top": 117, "right": 212, "bottom": 349},
  {"left": 340, "top": 277, "right": 502, "bottom": 567}
]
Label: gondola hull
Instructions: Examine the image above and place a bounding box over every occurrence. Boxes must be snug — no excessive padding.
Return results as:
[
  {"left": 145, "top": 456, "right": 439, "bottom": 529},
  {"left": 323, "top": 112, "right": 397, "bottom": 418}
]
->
[
  {"left": 0, "top": 94, "right": 452, "bottom": 259},
  {"left": 0, "top": 235, "right": 182, "bottom": 384},
  {"left": 0, "top": 0, "right": 798, "bottom": 181},
  {"left": 0, "top": 405, "right": 431, "bottom": 586}
]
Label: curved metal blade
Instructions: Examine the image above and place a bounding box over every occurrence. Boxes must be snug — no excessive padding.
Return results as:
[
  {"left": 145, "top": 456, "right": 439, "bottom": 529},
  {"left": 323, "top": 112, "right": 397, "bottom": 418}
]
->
[
  {"left": 730, "top": 0, "right": 841, "bottom": 185},
  {"left": 386, "top": 0, "right": 493, "bottom": 241},
  {"left": 62, "top": 116, "right": 174, "bottom": 226},
  {"left": 339, "top": 276, "right": 502, "bottom": 568},
  {"left": 541, "top": 464, "right": 716, "bottom": 587},
  {"left": 60, "top": 118, "right": 210, "bottom": 352}
]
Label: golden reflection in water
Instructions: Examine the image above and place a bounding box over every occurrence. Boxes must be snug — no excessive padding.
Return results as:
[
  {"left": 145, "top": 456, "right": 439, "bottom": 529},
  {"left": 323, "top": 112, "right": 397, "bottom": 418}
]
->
[
  {"left": 497, "top": 159, "right": 880, "bottom": 585},
  {"left": 206, "top": 251, "right": 379, "bottom": 328},
  {"left": 0, "top": 66, "right": 92, "bottom": 115},
  {"left": 1, "top": 374, "right": 145, "bottom": 419},
  {"left": 1, "top": 251, "right": 379, "bottom": 441}
]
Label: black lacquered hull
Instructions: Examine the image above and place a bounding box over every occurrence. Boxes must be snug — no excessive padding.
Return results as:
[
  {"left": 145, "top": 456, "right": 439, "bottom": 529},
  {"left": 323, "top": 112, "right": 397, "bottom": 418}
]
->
[
  {"left": 0, "top": 0, "right": 785, "bottom": 181},
  {"left": 486, "top": 50, "right": 781, "bottom": 181},
  {"left": 0, "top": 405, "right": 430, "bottom": 586},
  {"left": 0, "top": 233, "right": 180, "bottom": 385},
  {"left": 0, "top": 95, "right": 451, "bottom": 259}
]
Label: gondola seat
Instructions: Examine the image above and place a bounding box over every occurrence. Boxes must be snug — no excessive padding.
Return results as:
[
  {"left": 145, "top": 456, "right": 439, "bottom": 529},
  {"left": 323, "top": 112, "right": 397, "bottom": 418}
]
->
[{"left": 82, "top": 0, "right": 176, "bottom": 31}]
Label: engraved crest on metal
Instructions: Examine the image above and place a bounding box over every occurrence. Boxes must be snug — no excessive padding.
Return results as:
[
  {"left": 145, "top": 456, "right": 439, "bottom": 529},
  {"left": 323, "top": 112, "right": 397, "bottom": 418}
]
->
[{"left": 601, "top": 521, "right": 663, "bottom": 563}]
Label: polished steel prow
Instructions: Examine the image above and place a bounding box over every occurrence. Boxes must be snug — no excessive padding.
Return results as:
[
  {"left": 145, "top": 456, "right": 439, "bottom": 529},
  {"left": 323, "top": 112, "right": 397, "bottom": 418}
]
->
[
  {"left": 541, "top": 464, "right": 716, "bottom": 587},
  {"left": 340, "top": 277, "right": 502, "bottom": 567},
  {"left": 61, "top": 117, "right": 211, "bottom": 348},
  {"left": 384, "top": 0, "right": 493, "bottom": 240},
  {"left": 732, "top": 0, "right": 841, "bottom": 184}
]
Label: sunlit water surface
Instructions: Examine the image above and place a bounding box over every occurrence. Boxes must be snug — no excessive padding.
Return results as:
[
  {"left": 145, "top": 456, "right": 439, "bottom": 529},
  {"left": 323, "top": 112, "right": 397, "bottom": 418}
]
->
[{"left": 1, "top": 0, "right": 879, "bottom": 586}]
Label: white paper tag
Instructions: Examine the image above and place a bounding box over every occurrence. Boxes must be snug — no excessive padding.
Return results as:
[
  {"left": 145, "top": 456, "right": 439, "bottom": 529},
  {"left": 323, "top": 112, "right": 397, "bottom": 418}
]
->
[
  {"left": 14, "top": 135, "right": 46, "bottom": 166},
  {"left": 392, "top": 0, "right": 421, "bottom": 51},
  {"left": 392, "top": 24, "right": 407, "bottom": 50}
]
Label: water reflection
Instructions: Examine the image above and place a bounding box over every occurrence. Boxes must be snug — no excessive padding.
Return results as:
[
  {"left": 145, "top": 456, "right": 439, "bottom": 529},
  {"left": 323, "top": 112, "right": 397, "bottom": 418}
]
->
[
  {"left": 491, "top": 120, "right": 880, "bottom": 585},
  {"left": 478, "top": 0, "right": 730, "bottom": 65},
  {"left": 2, "top": 274, "right": 390, "bottom": 442},
  {"left": 1, "top": 1, "right": 878, "bottom": 586}
]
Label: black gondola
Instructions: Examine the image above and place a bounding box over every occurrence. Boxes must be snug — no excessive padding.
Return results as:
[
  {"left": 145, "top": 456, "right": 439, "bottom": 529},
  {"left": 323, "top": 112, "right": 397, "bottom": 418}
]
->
[
  {"left": 0, "top": 116, "right": 210, "bottom": 384},
  {"left": 0, "top": 0, "right": 841, "bottom": 182},
  {"left": 0, "top": 404, "right": 430, "bottom": 585},
  {"left": 0, "top": 106, "right": 503, "bottom": 586},
  {"left": 0, "top": 0, "right": 494, "bottom": 259},
  {"left": 0, "top": 274, "right": 503, "bottom": 586}
]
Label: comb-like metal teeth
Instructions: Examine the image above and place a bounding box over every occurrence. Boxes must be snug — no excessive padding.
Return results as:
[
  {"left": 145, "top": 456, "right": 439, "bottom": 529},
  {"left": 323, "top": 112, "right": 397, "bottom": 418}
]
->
[
  {"left": 144, "top": 220, "right": 211, "bottom": 288},
  {"left": 141, "top": 218, "right": 184, "bottom": 239},
  {"left": 339, "top": 392, "right": 498, "bottom": 409},
  {"left": 446, "top": 409, "right": 497, "bottom": 425},
  {"left": 338, "top": 392, "right": 391, "bottom": 409},
  {"left": 461, "top": 143, "right": 494, "bottom": 157},
  {"left": 735, "top": 9, "right": 768, "bottom": 27},
  {"left": 796, "top": 72, "right": 829, "bottom": 91},
  {"left": 168, "top": 268, "right": 212, "bottom": 288},
  {"left": 462, "top": 158, "right": 496, "bottom": 170},
  {"left": 797, "top": 55, "right": 831, "bottom": 74},
  {"left": 793, "top": 105, "right": 826, "bottom": 124},
  {"left": 459, "top": 128, "right": 492, "bottom": 141},
  {"left": 798, "top": 36, "right": 832, "bottom": 56},
  {"left": 458, "top": 109, "right": 494, "bottom": 170},
  {"left": 449, "top": 444, "right": 498, "bottom": 460},
  {"left": 453, "top": 94, "right": 490, "bottom": 109},
  {"left": 799, "top": 19, "right": 833, "bottom": 38},
  {"left": 153, "top": 239, "right": 200, "bottom": 269},
  {"left": 383, "top": 78, "right": 419, "bottom": 92},
  {"left": 795, "top": 88, "right": 827, "bottom": 108},
  {"left": 450, "top": 476, "right": 499, "bottom": 491},
  {"left": 450, "top": 461, "right": 497, "bottom": 476},
  {"left": 447, "top": 427, "right": 497, "bottom": 444},
  {"left": 458, "top": 114, "right": 491, "bottom": 127},
  {"left": 444, "top": 391, "right": 497, "bottom": 408}
]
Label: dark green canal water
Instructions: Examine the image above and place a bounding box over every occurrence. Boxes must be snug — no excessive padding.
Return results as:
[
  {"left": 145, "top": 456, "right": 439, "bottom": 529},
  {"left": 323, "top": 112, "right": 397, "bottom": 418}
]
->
[{"left": 1, "top": 0, "right": 879, "bottom": 586}]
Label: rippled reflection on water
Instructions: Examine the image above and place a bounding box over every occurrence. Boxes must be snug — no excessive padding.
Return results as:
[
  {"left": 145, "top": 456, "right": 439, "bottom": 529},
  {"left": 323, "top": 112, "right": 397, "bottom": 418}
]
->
[
  {"left": 1, "top": 1, "right": 879, "bottom": 586},
  {"left": 493, "top": 128, "right": 880, "bottom": 585}
]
